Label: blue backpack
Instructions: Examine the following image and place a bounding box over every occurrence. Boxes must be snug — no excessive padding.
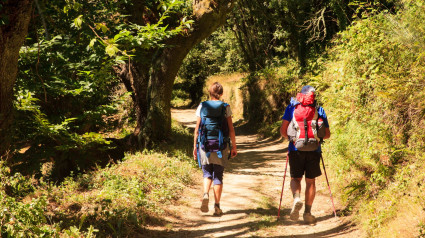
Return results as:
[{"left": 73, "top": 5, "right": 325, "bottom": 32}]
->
[{"left": 197, "top": 100, "right": 230, "bottom": 167}]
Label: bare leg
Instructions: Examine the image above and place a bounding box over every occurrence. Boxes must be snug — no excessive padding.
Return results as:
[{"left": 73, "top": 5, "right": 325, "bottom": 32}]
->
[
  {"left": 289, "top": 177, "right": 303, "bottom": 220},
  {"left": 210, "top": 183, "right": 223, "bottom": 216},
  {"left": 213, "top": 184, "right": 223, "bottom": 203},
  {"left": 305, "top": 178, "right": 316, "bottom": 206},
  {"left": 290, "top": 177, "right": 302, "bottom": 196},
  {"left": 200, "top": 178, "right": 212, "bottom": 213},
  {"left": 303, "top": 178, "right": 317, "bottom": 223},
  {"left": 203, "top": 178, "right": 212, "bottom": 194}
]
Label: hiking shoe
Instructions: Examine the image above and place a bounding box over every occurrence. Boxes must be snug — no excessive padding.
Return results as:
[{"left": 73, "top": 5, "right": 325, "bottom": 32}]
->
[
  {"left": 303, "top": 213, "right": 317, "bottom": 224},
  {"left": 200, "top": 193, "right": 209, "bottom": 213},
  {"left": 289, "top": 198, "right": 303, "bottom": 221},
  {"left": 213, "top": 205, "right": 223, "bottom": 216}
]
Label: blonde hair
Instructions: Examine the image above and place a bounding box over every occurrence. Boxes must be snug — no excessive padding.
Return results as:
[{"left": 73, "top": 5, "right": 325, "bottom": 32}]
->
[{"left": 208, "top": 82, "right": 223, "bottom": 99}]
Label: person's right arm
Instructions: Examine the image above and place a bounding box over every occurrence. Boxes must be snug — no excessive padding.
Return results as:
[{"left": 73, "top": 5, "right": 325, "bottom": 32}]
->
[
  {"left": 280, "top": 105, "right": 293, "bottom": 140},
  {"left": 193, "top": 117, "right": 201, "bottom": 160},
  {"left": 280, "top": 119, "right": 290, "bottom": 139}
]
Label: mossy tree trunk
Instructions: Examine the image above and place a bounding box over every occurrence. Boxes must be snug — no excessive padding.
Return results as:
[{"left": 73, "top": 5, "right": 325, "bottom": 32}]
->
[
  {"left": 117, "top": 0, "right": 236, "bottom": 148},
  {"left": 0, "top": 0, "right": 34, "bottom": 158}
]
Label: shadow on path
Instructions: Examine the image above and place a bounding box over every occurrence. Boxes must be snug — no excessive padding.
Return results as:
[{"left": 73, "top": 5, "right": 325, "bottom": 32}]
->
[
  {"left": 161, "top": 109, "right": 360, "bottom": 238},
  {"left": 141, "top": 210, "right": 354, "bottom": 238}
]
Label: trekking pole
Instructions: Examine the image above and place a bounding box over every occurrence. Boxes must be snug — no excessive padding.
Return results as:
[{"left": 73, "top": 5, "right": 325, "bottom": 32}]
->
[
  {"left": 320, "top": 153, "right": 337, "bottom": 218},
  {"left": 277, "top": 153, "right": 289, "bottom": 219}
]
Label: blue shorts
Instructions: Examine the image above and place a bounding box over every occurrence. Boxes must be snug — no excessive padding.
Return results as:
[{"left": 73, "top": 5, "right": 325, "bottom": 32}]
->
[{"left": 202, "top": 164, "right": 224, "bottom": 185}]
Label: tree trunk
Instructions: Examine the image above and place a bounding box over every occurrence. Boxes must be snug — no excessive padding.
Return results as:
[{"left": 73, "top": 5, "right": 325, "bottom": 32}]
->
[
  {"left": 113, "top": 59, "right": 150, "bottom": 147},
  {"left": 119, "top": 0, "right": 236, "bottom": 148},
  {"left": 298, "top": 30, "right": 308, "bottom": 68},
  {"left": 0, "top": 0, "right": 34, "bottom": 158}
]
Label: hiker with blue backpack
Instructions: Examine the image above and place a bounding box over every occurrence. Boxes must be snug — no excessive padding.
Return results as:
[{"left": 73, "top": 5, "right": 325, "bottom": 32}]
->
[
  {"left": 279, "top": 85, "right": 331, "bottom": 224},
  {"left": 193, "top": 82, "right": 237, "bottom": 216}
]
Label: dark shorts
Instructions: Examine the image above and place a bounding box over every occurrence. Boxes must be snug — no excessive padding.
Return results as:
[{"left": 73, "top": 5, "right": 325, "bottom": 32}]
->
[
  {"left": 288, "top": 151, "right": 322, "bottom": 179},
  {"left": 202, "top": 164, "right": 224, "bottom": 185}
]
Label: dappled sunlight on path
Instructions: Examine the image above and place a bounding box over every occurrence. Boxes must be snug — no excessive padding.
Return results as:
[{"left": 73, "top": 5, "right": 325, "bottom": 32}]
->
[{"left": 142, "top": 109, "right": 364, "bottom": 237}]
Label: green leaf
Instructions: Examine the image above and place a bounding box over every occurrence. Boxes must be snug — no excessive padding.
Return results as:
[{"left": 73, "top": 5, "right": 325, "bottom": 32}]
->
[
  {"left": 95, "top": 23, "right": 109, "bottom": 33},
  {"left": 63, "top": 5, "right": 70, "bottom": 14},
  {"left": 89, "top": 38, "right": 97, "bottom": 48},
  {"left": 79, "top": 214, "right": 87, "bottom": 230},
  {"left": 105, "top": 44, "right": 119, "bottom": 57},
  {"left": 74, "top": 15, "right": 83, "bottom": 29}
]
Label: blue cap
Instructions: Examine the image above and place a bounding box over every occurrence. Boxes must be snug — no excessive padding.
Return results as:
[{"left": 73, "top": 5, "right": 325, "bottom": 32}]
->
[{"left": 301, "top": 85, "right": 315, "bottom": 94}]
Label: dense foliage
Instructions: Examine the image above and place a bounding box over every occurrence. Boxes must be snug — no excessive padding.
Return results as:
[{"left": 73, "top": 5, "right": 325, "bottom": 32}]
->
[
  {"left": 11, "top": 0, "right": 195, "bottom": 179},
  {"left": 0, "top": 120, "right": 195, "bottom": 237},
  {"left": 319, "top": 2, "right": 425, "bottom": 235},
  {"left": 13, "top": 1, "right": 125, "bottom": 180}
]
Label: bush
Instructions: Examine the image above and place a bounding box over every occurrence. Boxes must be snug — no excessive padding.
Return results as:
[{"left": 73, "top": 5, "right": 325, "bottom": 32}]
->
[
  {"left": 45, "top": 151, "right": 195, "bottom": 237},
  {"left": 318, "top": 2, "right": 425, "bottom": 235},
  {"left": 0, "top": 148, "right": 195, "bottom": 237},
  {"left": 0, "top": 161, "right": 97, "bottom": 237}
]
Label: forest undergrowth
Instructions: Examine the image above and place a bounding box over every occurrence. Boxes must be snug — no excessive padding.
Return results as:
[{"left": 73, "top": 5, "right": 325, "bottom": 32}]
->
[
  {"left": 0, "top": 121, "right": 197, "bottom": 237},
  {"left": 320, "top": 3, "right": 425, "bottom": 236}
]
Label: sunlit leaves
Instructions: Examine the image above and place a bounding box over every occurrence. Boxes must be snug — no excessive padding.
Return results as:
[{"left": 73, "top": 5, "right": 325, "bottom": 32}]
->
[
  {"left": 92, "top": 0, "right": 193, "bottom": 58},
  {"left": 95, "top": 23, "right": 108, "bottom": 33},
  {"left": 61, "top": 0, "right": 194, "bottom": 59},
  {"left": 182, "top": 16, "right": 193, "bottom": 29},
  {"left": 105, "top": 44, "right": 119, "bottom": 57},
  {"left": 63, "top": 0, "right": 83, "bottom": 14},
  {"left": 73, "top": 15, "right": 83, "bottom": 29},
  {"left": 88, "top": 38, "right": 97, "bottom": 48}
]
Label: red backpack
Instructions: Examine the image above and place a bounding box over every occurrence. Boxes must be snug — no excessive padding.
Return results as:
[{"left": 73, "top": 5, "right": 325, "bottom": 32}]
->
[{"left": 287, "top": 92, "right": 325, "bottom": 151}]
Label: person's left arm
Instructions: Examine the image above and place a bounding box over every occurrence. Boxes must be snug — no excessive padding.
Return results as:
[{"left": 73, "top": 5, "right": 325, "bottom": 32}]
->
[
  {"left": 226, "top": 106, "right": 237, "bottom": 158},
  {"left": 318, "top": 107, "right": 331, "bottom": 139},
  {"left": 324, "top": 127, "right": 331, "bottom": 139}
]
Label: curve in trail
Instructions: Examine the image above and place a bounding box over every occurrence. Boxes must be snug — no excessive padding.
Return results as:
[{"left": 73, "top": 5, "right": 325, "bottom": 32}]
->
[{"left": 147, "top": 109, "right": 364, "bottom": 238}]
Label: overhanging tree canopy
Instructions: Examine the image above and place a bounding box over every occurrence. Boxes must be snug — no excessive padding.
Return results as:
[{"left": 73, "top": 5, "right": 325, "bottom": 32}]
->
[
  {"left": 1, "top": 0, "right": 237, "bottom": 158},
  {"left": 90, "top": 0, "right": 237, "bottom": 147}
]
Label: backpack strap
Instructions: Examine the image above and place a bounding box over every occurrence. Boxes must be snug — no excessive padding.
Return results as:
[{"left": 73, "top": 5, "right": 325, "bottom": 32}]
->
[
  {"left": 291, "top": 106, "right": 300, "bottom": 140},
  {"left": 312, "top": 107, "right": 319, "bottom": 141},
  {"left": 196, "top": 143, "right": 201, "bottom": 168},
  {"left": 303, "top": 118, "right": 308, "bottom": 145}
]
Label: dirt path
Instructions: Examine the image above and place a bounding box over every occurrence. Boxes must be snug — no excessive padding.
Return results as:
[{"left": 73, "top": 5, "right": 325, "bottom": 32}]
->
[{"left": 146, "top": 109, "right": 365, "bottom": 237}]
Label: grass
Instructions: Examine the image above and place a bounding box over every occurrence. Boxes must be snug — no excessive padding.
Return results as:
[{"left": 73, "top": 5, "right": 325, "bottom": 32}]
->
[
  {"left": 0, "top": 121, "right": 199, "bottom": 237},
  {"left": 45, "top": 151, "right": 196, "bottom": 236}
]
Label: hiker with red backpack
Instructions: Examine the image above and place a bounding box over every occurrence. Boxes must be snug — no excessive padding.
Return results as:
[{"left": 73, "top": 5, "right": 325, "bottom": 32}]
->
[
  {"left": 280, "top": 85, "right": 331, "bottom": 224},
  {"left": 193, "top": 82, "right": 237, "bottom": 216}
]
